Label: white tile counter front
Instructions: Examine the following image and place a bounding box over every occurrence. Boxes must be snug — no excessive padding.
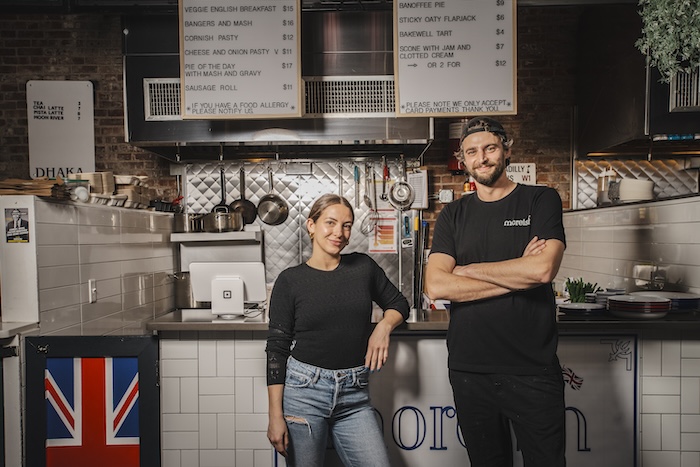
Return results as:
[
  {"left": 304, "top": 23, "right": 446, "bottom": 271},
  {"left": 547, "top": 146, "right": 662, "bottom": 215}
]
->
[
  {"left": 156, "top": 329, "right": 652, "bottom": 467},
  {"left": 158, "top": 332, "right": 270, "bottom": 467}
]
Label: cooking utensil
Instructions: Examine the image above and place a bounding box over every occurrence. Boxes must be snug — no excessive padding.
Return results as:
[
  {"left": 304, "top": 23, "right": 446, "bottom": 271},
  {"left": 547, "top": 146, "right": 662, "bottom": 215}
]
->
[
  {"left": 214, "top": 167, "right": 230, "bottom": 211},
  {"left": 389, "top": 156, "right": 415, "bottom": 210},
  {"left": 201, "top": 207, "right": 243, "bottom": 232},
  {"left": 354, "top": 165, "right": 360, "bottom": 208},
  {"left": 257, "top": 166, "right": 289, "bottom": 225},
  {"left": 360, "top": 168, "right": 378, "bottom": 235},
  {"left": 173, "top": 212, "right": 203, "bottom": 233},
  {"left": 229, "top": 167, "right": 257, "bottom": 224},
  {"left": 337, "top": 162, "right": 343, "bottom": 196},
  {"left": 381, "top": 156, "right": 389, "bottom": 201},
  {"left": 172, "top": 271, "right": 206, "bottom": 309},
  {"left": 363, "top": 163, "right": 373, "bottom": 209}
]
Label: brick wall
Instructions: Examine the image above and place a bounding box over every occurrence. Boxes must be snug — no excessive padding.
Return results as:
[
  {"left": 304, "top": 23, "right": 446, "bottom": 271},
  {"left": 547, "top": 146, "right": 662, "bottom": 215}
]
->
[
  {"left": 1, "top": 6, "right": 582, "bottom": 212},
  {"left": 0, "top": 13, "right": 177, "bottom": 200}
]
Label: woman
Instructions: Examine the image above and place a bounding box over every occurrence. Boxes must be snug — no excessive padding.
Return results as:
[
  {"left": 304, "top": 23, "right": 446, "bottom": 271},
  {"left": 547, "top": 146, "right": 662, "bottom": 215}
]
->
[{"left": 266, "top": 193, "right": 410, "bottom": 466}]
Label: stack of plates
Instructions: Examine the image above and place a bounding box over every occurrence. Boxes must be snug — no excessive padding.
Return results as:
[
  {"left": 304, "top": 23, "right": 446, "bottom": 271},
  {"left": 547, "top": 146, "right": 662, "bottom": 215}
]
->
[
  {"left": 608, "top": 295, "right": 671, "bottom": 319},
  {"left": 618, "top": 179, "right": 654, "bottom": 203},
  {"left": 630, "top": 291, "right": 700, "bottom": 312},
  {"left": 595, "top": 289, "right": 626, "bottom": 308},
  {"left": 559, "top": 302, "right": 606, "bottom": 316}
]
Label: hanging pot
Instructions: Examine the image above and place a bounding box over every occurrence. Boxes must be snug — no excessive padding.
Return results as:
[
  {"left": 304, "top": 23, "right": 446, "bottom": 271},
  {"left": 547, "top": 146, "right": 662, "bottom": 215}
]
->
[
  {"left": 257, "top": 166, "right": 289, "bottom": 225},
  {"left": 229, "top": 166, "right": 257, "bottom": 224},
  {"left": 389, "top": 156, "right": 415, "bottom": 210}
]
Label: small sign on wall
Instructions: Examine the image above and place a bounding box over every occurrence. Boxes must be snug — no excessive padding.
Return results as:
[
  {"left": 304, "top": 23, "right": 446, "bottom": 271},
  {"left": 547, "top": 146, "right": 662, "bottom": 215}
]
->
[
  {"left": 26, "top": 80, "right": 95, "bottom": 179},
  {"left": 506, "top": 163, "right": 536, "bottom": 185}
]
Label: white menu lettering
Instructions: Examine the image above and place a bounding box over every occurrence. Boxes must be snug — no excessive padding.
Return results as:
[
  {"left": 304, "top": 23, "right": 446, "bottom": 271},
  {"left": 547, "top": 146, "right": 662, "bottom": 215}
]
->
[
  {"left": 179, "top": 0, "right": 302, "bottom": 119},
  {"left": 394, "top": 0, "right": 516, "bottom": 117}
]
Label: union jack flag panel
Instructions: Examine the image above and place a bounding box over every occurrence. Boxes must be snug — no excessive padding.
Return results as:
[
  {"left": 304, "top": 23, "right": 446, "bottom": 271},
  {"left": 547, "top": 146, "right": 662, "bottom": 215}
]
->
[{"left": 45, "top": 357, "right": 140, "bottom": 467}]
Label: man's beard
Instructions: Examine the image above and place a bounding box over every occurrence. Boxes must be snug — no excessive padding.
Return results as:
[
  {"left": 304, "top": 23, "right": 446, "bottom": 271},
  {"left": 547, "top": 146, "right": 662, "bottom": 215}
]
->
[{"left": 466, "top": 158, "right": 506, "bottom": 187}]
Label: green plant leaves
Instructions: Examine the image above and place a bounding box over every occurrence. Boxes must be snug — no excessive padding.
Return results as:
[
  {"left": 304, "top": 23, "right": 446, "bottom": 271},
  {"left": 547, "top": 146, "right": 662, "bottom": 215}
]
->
[{"left": 635, "top": 0, "right": 700, "bottom": 82}]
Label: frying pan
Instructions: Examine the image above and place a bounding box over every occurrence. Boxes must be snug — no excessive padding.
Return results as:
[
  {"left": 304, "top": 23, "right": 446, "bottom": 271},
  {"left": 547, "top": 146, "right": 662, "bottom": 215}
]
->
[
  {"left": 389, "top": 156, "right": 415, "bottom": 210},
  {"left": 229, "top": 166, "right": 257, "bottom": 224},
  {"left": 214, "top": 167, "right": 230, "bottom": 212},
  {"left": 257, "top": 166, "right": 289, "bottom": 225}
]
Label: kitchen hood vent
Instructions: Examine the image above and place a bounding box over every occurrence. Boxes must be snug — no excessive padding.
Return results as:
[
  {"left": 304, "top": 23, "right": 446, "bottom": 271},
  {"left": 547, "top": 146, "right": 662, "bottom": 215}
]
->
[
  {"left": 144, "top": 78, "right": 180, "bottom": 121},
  {"left": 670, "top": 67, "right": 700, "bottom": 112},
  {"left": 144, "top": 76, "right": 396, "bottom": 120},
  {"left": 124, "top": 12, "right": 432, "bottom": 161}
]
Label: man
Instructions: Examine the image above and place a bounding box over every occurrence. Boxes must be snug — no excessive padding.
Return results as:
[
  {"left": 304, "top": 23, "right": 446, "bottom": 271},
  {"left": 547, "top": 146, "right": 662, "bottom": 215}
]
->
[
  {"left": 6, "top": 208, "right": 30, "bottom": 242},
  {"left": 424, "top": 117, "right": 567, "bottom": 467}
]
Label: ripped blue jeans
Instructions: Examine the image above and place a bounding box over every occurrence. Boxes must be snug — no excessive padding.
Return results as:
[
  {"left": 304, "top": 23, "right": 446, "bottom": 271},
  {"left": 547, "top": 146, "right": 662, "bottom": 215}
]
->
[{"left": 282, "top": 356, "right": 390, "bottom": 467}]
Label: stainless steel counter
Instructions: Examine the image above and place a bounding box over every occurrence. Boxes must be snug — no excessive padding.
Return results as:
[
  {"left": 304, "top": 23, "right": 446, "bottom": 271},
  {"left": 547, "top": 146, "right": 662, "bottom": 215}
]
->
[{"left": 147, "top": 310, "right": 700, "bottom": 335}]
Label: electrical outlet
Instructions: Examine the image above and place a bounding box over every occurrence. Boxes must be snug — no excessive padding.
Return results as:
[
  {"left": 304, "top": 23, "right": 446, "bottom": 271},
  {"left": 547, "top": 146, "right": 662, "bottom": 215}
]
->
[{"left": 438, "top": 189, "right": 454, "bottom": 203}]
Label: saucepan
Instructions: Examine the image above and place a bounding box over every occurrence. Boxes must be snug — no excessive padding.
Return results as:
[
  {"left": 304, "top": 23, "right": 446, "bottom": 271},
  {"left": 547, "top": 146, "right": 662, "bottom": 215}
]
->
[
  {"left": 201, "top": 207, "right": 242, "bottom": 232},
  {"left": 200, "top": 168, "right": 243, "bottom": 232}
]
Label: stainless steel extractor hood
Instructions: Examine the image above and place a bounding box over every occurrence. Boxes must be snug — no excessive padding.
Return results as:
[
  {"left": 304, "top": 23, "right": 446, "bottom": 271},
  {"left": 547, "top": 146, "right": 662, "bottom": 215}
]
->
[{"left": 123, "top": 11, "right": 433, "bottom": 162}]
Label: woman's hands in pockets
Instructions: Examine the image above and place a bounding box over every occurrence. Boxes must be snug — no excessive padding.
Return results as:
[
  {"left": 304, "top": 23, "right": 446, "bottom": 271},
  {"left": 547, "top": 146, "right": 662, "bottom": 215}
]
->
[{"left": 365, "top": 309, "right": 405, "bottom": 371}]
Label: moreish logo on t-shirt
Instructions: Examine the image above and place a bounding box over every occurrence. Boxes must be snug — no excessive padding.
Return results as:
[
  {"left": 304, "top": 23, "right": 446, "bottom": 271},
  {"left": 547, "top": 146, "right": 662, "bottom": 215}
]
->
[{"left": 503, "top": 215, "right": 531, "bottom": 227}]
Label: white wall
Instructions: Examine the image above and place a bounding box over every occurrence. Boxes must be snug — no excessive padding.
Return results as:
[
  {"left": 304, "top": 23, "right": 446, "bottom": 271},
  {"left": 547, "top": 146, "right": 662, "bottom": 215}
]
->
[
  {"left": 32, "top": 198, "right": 176, "bottom": 335},
  {"left": 557, "top": 196, "right": 700, "bottom": 467}
]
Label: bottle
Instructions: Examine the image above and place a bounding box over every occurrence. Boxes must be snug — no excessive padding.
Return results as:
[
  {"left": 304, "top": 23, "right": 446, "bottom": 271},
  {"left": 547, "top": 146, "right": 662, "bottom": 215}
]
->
[{"left": 463, "top": 176, "right": 476, "bottom": 193}]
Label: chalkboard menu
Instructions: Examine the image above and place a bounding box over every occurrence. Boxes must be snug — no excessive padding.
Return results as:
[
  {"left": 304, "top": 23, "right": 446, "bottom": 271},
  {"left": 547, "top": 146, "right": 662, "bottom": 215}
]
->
[
  {"left": 394, "top": 0, "right": 516, "bottom": 117},
  {"left": 179, "top": 0, "right": 302, "bottom": 119}
]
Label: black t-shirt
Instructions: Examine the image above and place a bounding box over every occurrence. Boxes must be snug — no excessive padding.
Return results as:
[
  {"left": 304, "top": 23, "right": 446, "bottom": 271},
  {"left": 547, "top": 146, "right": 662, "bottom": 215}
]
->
[
  {"left": 265, "top": 252, "right": 410, "bottom": 385},
  {"left": 430, "top": 184, "right": 566, "bottom": 375}
]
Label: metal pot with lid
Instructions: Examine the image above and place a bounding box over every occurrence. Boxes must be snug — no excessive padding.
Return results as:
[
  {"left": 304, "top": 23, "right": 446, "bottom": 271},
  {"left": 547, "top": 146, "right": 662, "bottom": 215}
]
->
[{"left": 200, "top": 167, "right": 244, "bottom": 232}]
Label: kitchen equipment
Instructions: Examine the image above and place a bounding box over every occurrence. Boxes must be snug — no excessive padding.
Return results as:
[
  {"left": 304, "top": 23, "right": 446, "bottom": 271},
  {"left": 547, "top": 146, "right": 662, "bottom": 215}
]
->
[
  {"left": 380, "top": 156, "right": 389, "bottom": 201},
  {"left": 214, "top": 167, "right": 230, "bottom": 211},
  {"left": 173, "top": 212, "right": 203, "bottom": 233},
  {"left": 618, "top": 178, "right": 654, "bottom": 202},
  {"left": 200, "top": 167, "right": 243, "bottom": 232},
  {"left": 608, "top": 294, "right": 671, "bottom": 319},
  {"left": 257, "top": 166, "right": 289, "bottom": 225},
  {"left": 363, "top": 163, "right": 373, "bottom": 209},
  {"left": 201, "top": 208, "right": 243, "bottom": 233},
  {"left": 558, "top": 302, "right": 606, "bottom": 316},
  {"left": 172, "top": 271, "right": 206, "bottom": 309},
  {"left": 389, "top": 156, "right": 415, "bottom": 210},
  {"left": 596, "top": 169, "right": 619, "bottom": 206},
  {"left": 229, "top": 167, "right": 257, "bottom": 224},
  {"left": 337, "top": 162, "right": 343, "bottom": 196},
  {"left": 360, "top": 169, "right": 379, "bottom": 234},
  {"left": 354, "top": 165, "right": 360, "bottom": 208},
  {"left": 630, "top": 291, "right": 700, "bottom": 312}
]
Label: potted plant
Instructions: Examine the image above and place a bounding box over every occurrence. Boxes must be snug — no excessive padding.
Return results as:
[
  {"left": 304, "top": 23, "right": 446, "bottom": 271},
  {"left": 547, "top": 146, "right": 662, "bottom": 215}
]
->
[
  {"left": 635, "top": 0, "right": 700, "bottom": 82},
  {"left": 565, "top": 278, "right": 600, "bottom": 303}
]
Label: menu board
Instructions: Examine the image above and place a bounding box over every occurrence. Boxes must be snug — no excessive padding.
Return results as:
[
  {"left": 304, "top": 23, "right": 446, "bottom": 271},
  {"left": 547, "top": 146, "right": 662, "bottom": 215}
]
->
[
  {"left": 179, "top": 0, "right": 302, "bottom": 119},
  {"left": 394, "top": 0, "right": 516, "bottom": 117}
]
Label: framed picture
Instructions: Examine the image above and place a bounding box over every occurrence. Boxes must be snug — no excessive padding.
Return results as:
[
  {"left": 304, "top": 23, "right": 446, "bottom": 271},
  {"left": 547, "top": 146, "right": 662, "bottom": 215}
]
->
[{"left": 25, "top": 336, "right": 160, "bottom": 467}]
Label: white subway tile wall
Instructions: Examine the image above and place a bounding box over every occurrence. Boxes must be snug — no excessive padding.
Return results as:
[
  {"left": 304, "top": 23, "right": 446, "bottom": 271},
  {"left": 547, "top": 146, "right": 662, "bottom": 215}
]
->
[
  {"left": 34, "top": 199, "right": 176, "bottom": 335},
  {"left": 557, "top": 196, "right": 700, "bottom": 466},
  {"left": 160, "top": 332, "right": 271, "bottom": 467}
]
